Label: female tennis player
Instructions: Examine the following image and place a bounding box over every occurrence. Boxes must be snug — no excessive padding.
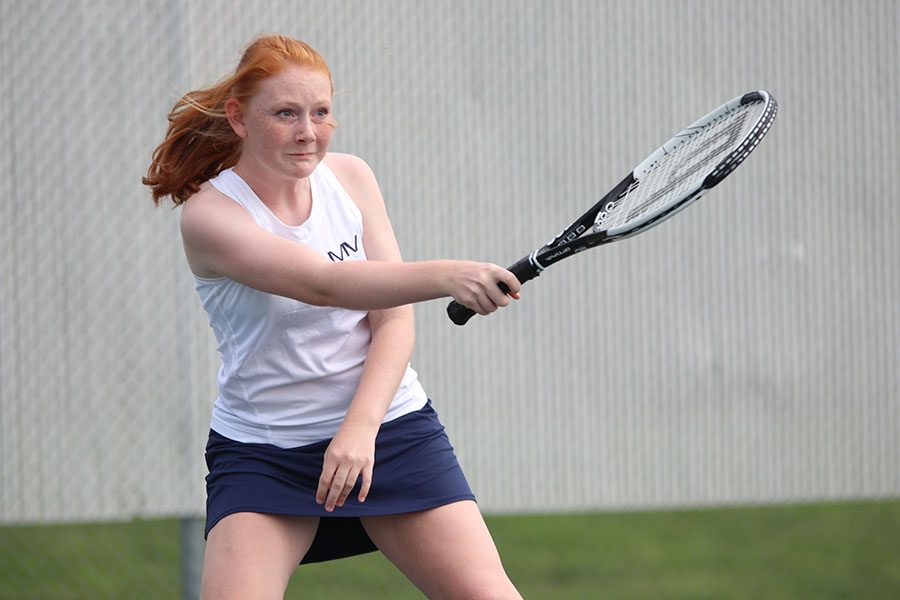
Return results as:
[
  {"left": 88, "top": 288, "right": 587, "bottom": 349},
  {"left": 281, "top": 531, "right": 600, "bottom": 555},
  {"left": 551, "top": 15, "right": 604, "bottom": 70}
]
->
[{"left": 144, "top": 34, "right": 522, "bottom": 599}]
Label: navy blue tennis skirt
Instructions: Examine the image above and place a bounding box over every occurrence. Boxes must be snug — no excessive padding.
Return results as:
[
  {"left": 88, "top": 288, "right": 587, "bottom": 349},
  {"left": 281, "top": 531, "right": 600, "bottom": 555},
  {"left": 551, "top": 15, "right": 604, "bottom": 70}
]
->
[{"left": 204, "top": 400, "right": 475, "bottom": 564}]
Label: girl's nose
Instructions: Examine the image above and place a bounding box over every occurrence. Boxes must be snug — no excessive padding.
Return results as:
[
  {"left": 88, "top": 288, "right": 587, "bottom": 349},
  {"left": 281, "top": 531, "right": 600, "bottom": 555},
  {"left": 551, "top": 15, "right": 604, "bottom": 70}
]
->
[{"left": 295, "top": 117, "right": 314, "bottom": 143}]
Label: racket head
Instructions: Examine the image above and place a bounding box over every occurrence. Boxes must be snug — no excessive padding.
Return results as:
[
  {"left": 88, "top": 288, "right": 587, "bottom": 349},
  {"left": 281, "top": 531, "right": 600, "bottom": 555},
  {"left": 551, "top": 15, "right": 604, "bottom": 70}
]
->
[{"left": 593, "top": 90, "right": 777, "bottom": 240}]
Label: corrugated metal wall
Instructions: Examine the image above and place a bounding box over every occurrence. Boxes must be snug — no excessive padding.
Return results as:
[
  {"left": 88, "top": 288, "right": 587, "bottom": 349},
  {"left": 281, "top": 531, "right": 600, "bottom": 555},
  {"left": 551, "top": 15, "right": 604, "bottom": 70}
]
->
[{"left": 2, "top": 0, "right": 897, "bottom": 522}]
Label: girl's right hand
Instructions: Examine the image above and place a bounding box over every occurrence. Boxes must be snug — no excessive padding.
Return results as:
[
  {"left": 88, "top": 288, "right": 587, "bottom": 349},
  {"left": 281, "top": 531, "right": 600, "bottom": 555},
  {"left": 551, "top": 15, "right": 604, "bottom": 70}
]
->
[{"left": 446, "top": 262, "right": 522, "bottom": 315}]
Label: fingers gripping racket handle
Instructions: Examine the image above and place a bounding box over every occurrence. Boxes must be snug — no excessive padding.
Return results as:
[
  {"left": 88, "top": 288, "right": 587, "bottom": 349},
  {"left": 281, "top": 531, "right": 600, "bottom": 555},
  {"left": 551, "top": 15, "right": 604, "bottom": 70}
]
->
[{"left": 446, "top": 255, "right": 541, "bottom": 325}]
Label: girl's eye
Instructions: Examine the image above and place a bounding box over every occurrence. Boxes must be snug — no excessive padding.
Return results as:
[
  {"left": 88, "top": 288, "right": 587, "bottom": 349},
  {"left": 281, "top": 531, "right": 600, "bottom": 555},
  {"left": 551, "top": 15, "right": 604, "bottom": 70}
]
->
[
  {"left": 277, "top": 109, "right": 295, "bottom": 118},
  {"left": 314, "top": 108, "right": 330, "bottom": 119}
]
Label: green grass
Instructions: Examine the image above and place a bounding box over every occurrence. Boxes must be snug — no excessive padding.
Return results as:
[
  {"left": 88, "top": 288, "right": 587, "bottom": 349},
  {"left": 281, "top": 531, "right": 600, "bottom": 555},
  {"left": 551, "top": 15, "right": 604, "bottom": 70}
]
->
[{"left": 1, "top": 501, "right": 898, "bottom": 599}]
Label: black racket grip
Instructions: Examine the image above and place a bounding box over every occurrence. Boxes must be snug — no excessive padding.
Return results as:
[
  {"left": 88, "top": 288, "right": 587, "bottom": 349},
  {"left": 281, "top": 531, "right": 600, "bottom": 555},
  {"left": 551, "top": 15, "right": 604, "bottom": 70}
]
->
[{"left": 446, "top": 255, "right": 541, "bottom": 325}]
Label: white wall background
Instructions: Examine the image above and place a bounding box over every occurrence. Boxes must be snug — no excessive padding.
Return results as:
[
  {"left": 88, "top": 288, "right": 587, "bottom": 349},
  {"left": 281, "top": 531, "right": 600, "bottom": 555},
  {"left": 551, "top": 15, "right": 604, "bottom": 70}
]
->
[{"left": 2, "top": 0, "right": 898, "bottom": 523}]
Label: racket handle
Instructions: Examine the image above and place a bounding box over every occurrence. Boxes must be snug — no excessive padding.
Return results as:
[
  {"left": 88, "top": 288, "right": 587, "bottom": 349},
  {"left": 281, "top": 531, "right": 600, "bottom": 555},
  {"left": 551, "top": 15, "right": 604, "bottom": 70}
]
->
[{"left": 446, "top": 255, "right": 541, "bottom": 325}]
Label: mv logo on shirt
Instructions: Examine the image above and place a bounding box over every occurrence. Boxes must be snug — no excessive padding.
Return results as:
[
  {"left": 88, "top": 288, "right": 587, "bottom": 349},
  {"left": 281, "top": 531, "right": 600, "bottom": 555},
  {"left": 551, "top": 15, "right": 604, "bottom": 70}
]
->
[{"left": 327, "top": 235, "right": 360, "bottom": 262}]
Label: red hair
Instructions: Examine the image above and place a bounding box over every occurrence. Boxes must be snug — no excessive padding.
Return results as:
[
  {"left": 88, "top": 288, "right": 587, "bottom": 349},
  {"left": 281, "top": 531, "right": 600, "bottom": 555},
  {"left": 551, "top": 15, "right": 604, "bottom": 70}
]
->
[{"left": 143, "top": 34, "right": 333, "bottom": 206}]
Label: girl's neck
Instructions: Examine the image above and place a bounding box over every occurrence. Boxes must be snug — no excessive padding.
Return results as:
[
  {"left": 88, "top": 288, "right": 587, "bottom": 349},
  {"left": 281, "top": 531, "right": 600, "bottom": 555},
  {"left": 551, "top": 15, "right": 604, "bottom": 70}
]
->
[{"left": 233, "top": 160, "right": 313, "bottom": 227}]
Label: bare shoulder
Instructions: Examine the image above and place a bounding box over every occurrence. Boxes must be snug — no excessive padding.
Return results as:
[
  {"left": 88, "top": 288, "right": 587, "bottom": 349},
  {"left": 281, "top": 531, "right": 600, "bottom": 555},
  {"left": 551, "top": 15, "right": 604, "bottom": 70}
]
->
[
  {"left": 324, "top": 152, "right": 376, "bottom": 183},
  {"left": 323, "top": 152, "right": 384, "bottom": 210},
  {"left": 179, "top": 181, "right": 257, "bottom": 279},
  {"left": 324, "top": 154, "right": 403, "bottom": 263},
  {"left": 180, "top": 181, "right": 246, "bottom": 237}
]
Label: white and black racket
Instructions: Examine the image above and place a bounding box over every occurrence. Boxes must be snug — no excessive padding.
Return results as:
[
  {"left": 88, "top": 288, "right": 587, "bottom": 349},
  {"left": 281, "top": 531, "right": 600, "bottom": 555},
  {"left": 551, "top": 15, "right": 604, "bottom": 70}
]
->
[{"left": 448, "top": 90, "right": 778, "bottom": 325}]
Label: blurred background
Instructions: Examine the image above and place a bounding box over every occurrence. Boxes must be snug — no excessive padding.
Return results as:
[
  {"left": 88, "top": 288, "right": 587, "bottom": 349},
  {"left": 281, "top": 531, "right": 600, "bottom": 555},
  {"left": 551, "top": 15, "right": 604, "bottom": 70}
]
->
[{"left": 1, "top": 0, "right": 898, "bottom": 598}]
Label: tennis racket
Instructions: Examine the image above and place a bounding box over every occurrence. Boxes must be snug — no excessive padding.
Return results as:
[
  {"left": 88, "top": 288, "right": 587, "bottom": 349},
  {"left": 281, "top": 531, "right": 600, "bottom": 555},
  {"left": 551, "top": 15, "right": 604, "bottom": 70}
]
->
[{"left": 447, "top": 90, "right": 778, "bottom": 325}]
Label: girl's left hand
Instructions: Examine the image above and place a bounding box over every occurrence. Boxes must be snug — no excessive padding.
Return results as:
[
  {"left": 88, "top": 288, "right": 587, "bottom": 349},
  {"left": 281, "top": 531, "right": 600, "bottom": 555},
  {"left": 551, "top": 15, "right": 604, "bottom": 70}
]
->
[{"left": 316, "top": 422, "right": 377, "bottom": 512}]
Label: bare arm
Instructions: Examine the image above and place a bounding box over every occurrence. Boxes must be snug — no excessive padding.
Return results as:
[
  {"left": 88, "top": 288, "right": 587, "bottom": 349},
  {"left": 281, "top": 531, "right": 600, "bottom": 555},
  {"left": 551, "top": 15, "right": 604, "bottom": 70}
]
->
[
  {"left": 180, "top": 182, "right": 520, "bottom": 315},
  {"left": 313, "top": 154, "right": 422, "bottom": 510},
  {"left": 328, "top": 152, "right": 417, "bottom": 426}
]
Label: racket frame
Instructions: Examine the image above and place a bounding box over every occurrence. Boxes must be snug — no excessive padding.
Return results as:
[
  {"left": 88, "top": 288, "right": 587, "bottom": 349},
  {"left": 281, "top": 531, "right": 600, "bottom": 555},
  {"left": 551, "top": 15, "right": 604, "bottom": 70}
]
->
[{"left": 448, "top": 90, "right": 777, "bottom": 324}]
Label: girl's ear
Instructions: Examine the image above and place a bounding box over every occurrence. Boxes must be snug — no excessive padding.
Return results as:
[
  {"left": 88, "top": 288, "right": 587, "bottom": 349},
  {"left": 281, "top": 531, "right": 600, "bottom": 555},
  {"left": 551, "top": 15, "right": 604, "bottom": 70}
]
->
[{"left": 224, "top": 98, "right": 247, "bottom": 139}]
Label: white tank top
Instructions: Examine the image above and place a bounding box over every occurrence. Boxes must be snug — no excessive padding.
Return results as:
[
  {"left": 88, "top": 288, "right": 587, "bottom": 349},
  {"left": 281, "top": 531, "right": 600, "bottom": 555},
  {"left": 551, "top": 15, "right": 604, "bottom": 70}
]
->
[{"left": 195, "top": 163, "right": 427, "bottom": 448}]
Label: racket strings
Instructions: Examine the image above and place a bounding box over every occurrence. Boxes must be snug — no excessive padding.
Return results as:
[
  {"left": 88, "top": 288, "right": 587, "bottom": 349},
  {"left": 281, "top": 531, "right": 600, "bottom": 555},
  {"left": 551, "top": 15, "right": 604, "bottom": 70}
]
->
[{"left": 604, "top": 101, "right": 766, "bottom": 230}]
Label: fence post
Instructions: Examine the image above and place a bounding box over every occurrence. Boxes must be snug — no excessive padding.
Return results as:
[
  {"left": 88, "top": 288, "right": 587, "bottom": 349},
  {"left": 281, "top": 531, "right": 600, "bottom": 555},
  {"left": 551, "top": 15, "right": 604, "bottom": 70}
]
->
[{"left": 180, "top": 516, "right": 205, "bottom": 600}]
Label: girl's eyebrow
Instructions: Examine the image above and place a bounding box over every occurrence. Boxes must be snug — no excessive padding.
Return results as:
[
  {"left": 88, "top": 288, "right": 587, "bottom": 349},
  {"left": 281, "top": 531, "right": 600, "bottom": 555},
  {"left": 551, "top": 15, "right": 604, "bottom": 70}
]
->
[{"left": 266, "top": 100, "right": 331, "bottom": 111}]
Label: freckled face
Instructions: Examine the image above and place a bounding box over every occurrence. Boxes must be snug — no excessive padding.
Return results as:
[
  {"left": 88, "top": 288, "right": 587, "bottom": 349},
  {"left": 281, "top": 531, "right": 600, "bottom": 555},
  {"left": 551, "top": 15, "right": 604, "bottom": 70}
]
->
[{"left": 236, "top": 64, "right": 335, "bottom": 180}]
